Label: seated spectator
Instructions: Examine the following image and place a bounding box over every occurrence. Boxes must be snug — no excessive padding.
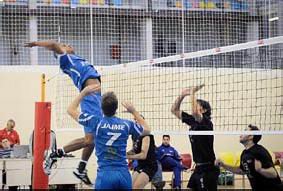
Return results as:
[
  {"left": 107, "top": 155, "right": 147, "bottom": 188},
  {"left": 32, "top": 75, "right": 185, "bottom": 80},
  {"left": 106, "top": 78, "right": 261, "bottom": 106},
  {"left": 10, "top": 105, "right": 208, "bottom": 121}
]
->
[
  {"left": 2, "top": 138, "right": 11, "bottom": 149},
  {"left": 0, "top": 138, "right": 13, "bottom": 158},
  {"left": 157, "top": 135, "right": 185, "bottom": 189},
  {"left": 0, "top": 119, "right": 20, "bottom": 148}
]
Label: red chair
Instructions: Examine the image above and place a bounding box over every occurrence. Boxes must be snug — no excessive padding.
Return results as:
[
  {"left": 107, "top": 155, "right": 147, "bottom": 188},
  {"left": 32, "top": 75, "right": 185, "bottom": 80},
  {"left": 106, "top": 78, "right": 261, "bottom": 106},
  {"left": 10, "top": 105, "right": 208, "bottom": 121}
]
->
[{"left": 180, "top": 153, "right": 192, "bottom": 169}]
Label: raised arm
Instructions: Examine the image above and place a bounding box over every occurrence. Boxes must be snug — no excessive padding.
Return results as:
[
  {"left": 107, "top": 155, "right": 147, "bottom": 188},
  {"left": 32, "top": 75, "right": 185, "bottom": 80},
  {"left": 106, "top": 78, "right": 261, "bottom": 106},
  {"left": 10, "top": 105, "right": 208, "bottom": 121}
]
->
[
  {"left": 191, "top": 84, "right": 205, "bottom": 122},
  {"left": 171, "top": 89, "right": 191, "bottom": 119},
  {"left": 122, "top": 101, "right": 150, "bottom": 135},
  {"left": 67, "top": 84, "right": 101, "bottom": 121},
  {"left": 127, "top": 136, "right": 150, "bottom": 160},
  {"left": 24, "top": 41, "right": 66, "bottom": 54}
]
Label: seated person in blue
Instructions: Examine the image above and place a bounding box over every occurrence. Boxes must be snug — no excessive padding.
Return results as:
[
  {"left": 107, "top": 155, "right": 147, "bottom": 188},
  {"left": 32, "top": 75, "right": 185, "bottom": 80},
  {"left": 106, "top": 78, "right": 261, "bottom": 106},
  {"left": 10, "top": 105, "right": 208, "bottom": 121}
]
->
[{"left": 156, "top": 135, "right": 185, "bottom": 189}]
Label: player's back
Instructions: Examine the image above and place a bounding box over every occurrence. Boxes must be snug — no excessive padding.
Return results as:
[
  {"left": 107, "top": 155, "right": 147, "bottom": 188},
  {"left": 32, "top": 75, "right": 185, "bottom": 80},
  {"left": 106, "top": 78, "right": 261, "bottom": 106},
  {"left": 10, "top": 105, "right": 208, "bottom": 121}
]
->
[
  {"left": 58, "top": 53, "right": 100, "bottom": 91},
  {"left": 94, "top": 116, "right": 133, "bottom": 170}
]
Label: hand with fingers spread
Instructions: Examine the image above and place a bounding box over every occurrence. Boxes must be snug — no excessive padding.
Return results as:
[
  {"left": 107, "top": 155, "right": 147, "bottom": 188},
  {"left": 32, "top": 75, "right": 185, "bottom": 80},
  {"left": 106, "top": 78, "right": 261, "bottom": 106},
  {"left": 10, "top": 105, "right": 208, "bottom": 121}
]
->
[
  {"left": 181, "top": 84, "right": 205, "bottom": 97},
  {"left": 81, "top": 84, "right": 101, "bottom": 97},
  {"left": 122, "top": 101, "right": 137, "bottom": 114}
]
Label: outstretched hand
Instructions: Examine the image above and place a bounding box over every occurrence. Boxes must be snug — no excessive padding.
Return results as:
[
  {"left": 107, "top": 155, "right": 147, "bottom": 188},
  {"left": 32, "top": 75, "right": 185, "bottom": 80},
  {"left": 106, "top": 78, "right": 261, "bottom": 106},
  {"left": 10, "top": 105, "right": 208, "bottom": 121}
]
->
[
  {"left": 192, "top": 84, "right": 205, "bottom": 93},
  {"left": 122, "top": 101, "right": 136, "bottom": 114},
  {"left": 181, "top": 84, "right": 205, "bottom": 97},
  {"left": 24, "top": 42, "right": 37, "bottom": 48},
  {"left": 81, "top": 84, "right": 101, "bottom": 96}
]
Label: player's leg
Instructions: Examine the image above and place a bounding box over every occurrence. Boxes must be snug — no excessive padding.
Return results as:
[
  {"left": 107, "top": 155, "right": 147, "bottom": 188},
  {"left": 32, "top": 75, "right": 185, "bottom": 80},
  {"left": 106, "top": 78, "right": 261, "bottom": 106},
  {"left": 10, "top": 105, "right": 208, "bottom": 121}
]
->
[
  {"left": 202, "top": 166, "right": 219, "bottom": 191},
  {"left": 95, "top": 170, "right": 113, "bottom": 189},
  {"left": 117, "top": 170, "right": 132, "bottom": 189},
  {"left": 187, "top": 170, "right": 200, "bottom": 190},
  {"left": 73, "top": 133, "right": 94, "bottom": 185},
  {"left": 161, "top": 157, "right": 183, "bottom": 188},
  {"left": 132, "top": 172, "right": 150, "bottom": 189},
  {"left": 132, "top": 164, "right": 157, "bottom": 189},
  {"left": 43, "top": 134, "right": 94, "bottom": 176},
  {"left": 73, "top": 89, "right": 102, "bottom": 183},
  {"left": 132, "top": 170, "right": 140, "bottom": 185}
]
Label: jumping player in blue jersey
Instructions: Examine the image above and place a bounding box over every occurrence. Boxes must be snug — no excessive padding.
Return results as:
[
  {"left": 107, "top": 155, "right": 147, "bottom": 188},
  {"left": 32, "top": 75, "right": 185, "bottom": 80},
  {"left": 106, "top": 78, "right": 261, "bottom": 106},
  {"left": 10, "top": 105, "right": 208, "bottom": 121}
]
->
[
  {"left": 25, "top": 41, "right": 102, "bottom": 184},
  {"left": 66, "top": 85, "right": 151, "bottom": 189}
]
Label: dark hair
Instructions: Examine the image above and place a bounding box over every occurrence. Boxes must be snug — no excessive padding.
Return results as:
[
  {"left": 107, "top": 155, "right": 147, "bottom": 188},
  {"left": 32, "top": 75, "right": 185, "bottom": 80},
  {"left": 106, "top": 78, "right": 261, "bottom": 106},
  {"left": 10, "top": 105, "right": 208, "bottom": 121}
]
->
[
  {"left": 196, "top": 99, "right": 212, "bottom": 119},
  {"left": 102, "top": 92, "right": 118, "bottom": 117},
  {"left": 248, "top": 124, "right": 262, "bottom": 144},
  {"left": 7, "top": 119, "right": 15, "bottom": 125},
  {"left": 163, "top": 135, "right": 170, "bottom": 139}
]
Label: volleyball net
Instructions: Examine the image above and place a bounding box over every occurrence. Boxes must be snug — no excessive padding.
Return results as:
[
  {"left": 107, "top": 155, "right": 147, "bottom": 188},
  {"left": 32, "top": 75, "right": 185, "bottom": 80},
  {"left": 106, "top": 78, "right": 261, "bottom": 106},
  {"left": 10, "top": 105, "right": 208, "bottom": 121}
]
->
[{"left": 55, "top": 36, "right": 283, "bottom": 135}]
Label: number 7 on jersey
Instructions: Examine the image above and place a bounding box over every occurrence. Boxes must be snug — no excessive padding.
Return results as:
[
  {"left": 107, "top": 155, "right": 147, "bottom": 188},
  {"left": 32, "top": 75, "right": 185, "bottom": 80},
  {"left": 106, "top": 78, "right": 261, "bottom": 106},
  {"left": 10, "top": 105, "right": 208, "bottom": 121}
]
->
[{"left": 106, "top": 132, "right": 122, "bottom": 146}]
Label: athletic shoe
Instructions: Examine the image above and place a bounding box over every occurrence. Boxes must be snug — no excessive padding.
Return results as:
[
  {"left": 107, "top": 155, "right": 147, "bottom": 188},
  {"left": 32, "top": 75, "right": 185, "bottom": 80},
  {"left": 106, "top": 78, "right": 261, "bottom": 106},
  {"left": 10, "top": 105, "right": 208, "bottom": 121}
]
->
[
  {"left": 153, "top": 181, "right": 166, "bottom": 189},
  {"left": 73, "top": 168, "right": 92, "bottom": 185},
  {"left": 43, "top": 151, "right": 58, "bottom": 175}
]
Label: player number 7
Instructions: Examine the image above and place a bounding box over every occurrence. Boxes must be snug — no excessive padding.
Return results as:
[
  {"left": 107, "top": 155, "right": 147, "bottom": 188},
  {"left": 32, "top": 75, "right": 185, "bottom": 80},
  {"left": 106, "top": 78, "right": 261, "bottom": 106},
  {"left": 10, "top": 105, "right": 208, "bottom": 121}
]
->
[{"left": 106, "top": 132, "right": 122, "bottom": 146}]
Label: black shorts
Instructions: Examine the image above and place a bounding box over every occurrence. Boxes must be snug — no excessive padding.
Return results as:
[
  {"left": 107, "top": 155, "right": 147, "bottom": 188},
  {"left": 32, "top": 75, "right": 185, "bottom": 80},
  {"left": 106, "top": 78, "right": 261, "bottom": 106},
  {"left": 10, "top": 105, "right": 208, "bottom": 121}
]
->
[
  {"left": 188, "top": 164, "right": 220, "bottom": 191},
  {"left": 134, "top": 162, "right": 158, "bottom": 181}
]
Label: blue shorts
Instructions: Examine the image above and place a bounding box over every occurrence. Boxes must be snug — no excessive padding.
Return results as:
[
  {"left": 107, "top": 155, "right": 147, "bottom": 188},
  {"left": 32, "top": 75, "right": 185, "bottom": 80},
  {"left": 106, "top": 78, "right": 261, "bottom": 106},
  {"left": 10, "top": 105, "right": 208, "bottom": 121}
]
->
[
  {"left": 79, "top": 67, "right": 101, "bottom": 91},
  {"left": 80, "top": 92, "right": 102, "bottom": 134},
  {"left": 95, "top": 169, "right": 132, "bottom": 189}
]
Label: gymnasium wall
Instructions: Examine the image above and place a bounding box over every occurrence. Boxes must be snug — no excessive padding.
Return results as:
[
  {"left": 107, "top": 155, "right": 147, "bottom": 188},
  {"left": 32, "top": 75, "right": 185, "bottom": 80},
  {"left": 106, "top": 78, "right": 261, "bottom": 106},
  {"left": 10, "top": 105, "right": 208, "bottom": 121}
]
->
[{"left": 0, "top": 66, "right": 282, "bottom": 180}]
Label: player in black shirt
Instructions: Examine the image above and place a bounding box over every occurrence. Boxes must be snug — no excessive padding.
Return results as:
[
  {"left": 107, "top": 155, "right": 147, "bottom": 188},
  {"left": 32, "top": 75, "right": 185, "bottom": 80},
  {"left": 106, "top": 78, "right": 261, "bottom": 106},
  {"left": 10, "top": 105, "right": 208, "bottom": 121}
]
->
[
  {"left": 127, "top": 134, "right": 158, "bottom": 189},
  {"left": 216, "top": 125, "right": 282, "bottom": 191},
  {"left": 171, "top": 84, "right": 219, "bottom": 191}
]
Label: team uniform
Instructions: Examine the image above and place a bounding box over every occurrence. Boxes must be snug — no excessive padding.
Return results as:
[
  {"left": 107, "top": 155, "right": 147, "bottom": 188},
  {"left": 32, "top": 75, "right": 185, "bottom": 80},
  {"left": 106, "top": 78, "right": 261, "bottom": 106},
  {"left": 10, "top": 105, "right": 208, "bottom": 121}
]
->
[
  {"left": 157, "top": 144, "right": 184, "bottom": 188},
  {"left": 58, "top": 53, "right": 103, "bottom": 133},
  {"left": 43, "top": 53, "right": 103, "bottom": 176},
  {"left": 181, "top": 111, "right": 219, "bottom": 191},
  {"left": 78, "top": 113, "right": 144, "bottom": 189},
  {"left": 133, "top": 134, "right": 158, "bottom": 181},
  {"left": 240, "top": 144, "right": 282, "bottom": 191}
]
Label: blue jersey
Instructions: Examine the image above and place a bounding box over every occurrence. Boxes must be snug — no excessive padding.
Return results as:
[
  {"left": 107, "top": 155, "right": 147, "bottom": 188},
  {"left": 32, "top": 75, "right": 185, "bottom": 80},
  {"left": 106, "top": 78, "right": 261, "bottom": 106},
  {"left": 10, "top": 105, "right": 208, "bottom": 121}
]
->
[
  {"left": 57, "top": 53, "right": 102, "bottom": 133},
  {"left": 156, "top": 144, "right": 181, "bottom": 161},
  {"left": 78, "top": 113, "right": 144, "bottom": 170},
  {"left": 58, "top": 53, "right": 100, "bottom": 91}
]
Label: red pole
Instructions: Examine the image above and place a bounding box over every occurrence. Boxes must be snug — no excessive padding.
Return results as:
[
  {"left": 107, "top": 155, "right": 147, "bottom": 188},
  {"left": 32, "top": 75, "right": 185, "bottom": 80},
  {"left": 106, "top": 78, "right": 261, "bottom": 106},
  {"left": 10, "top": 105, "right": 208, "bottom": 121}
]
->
[{"left": 32, "top": 102, "right": 51, "bottom": 189}]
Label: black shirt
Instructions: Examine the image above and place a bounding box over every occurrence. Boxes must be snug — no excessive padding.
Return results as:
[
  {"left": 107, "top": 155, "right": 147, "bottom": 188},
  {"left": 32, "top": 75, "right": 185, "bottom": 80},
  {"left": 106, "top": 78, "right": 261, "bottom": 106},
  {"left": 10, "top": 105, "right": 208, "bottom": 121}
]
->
[
  {"left": 240, "top": 144, "right": 282, "bottom": 191},
  {"left": 134, "top": 134, "right": 157, "bottom": 167},
  {"left": 181, "top": 111, "right": 216, "bottom": 163}
]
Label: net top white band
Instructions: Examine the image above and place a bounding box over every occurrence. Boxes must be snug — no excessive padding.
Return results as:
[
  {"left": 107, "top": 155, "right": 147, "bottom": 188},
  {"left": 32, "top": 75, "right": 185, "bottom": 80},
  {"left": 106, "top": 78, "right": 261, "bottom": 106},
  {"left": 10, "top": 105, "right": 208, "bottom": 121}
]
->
[
  {"left": 99, "top": 36, "right": 283, "bottom": 72},
  {"left": 55, "top": 128, "right": 283, "bottom": 135}
]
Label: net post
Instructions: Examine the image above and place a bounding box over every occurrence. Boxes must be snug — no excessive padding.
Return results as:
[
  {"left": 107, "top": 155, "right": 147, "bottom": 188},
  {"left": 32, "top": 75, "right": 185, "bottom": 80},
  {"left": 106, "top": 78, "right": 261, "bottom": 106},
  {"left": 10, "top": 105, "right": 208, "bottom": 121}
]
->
[
  {"left": 32, "top": 73, "right": 50, "bottom": 189},
  {"left": 33, "top": 102, "right": 51, "bottom": 189},
  {"left": 41, "top": 73, "right": 46, "bottom": 102}
]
